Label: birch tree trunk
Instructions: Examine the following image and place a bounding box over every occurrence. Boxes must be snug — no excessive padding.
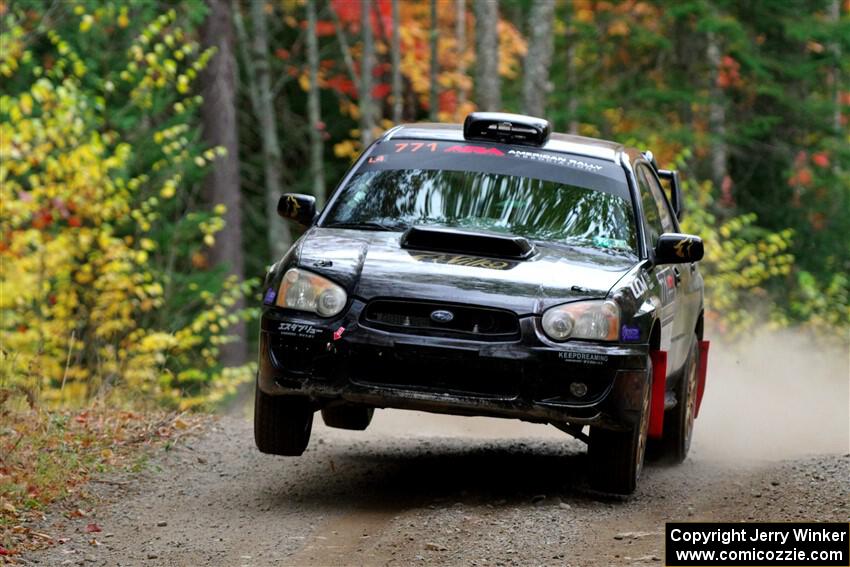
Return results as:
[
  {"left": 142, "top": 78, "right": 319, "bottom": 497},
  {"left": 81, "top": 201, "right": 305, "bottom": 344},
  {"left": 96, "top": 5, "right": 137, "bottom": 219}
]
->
[
  {"left": 306, "top": 0, "right": 326, "bottom": 205},
  {"left": 249, "top": 0, "right": 291, "bottom": 262},
  {"left": 706, "top": 31, "right": 728, "bottom": 192},
  {"left": 521, "top": 0, "right": 555, "bottom": 117},
  {"left": 200, "top": 0, "right": 247, "bottom": 365},
  {"left": 429, "top": 0, "right": 439, "bottom": 121},
  {"left": 391, "top": 0, "right": 403, "bottom": 123},
  {"left": 473, "top": 0, "right": 501, "bottom": 111},
  {"left": 455, "top": 0, "right": 467, "bottom": 111},
  {"left": 360, "top": 0, "right": 376, "bottom": 146}
]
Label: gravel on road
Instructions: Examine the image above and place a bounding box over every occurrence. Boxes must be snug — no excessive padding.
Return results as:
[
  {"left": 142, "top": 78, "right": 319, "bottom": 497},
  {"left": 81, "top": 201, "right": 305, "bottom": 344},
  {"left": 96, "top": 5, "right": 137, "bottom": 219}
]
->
[{"left": 21, "top": 408, "right": 849, "bottom": 567}]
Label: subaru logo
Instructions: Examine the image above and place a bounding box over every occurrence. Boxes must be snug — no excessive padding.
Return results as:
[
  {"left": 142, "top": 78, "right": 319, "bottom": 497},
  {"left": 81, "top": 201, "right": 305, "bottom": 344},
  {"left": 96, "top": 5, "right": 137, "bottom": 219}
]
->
[{"left": 430, "top": 310, "right": 454, "bottom": 323}]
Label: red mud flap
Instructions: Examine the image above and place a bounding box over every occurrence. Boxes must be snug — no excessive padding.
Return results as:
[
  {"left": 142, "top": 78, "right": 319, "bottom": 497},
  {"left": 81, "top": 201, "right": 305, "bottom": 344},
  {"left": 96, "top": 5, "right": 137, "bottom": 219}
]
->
[
  {"left": 695, "top": 340, "right": 710, "bottom": 418},
  {"left": 648, "top": 350, "right": 667, "bottom": 439}
]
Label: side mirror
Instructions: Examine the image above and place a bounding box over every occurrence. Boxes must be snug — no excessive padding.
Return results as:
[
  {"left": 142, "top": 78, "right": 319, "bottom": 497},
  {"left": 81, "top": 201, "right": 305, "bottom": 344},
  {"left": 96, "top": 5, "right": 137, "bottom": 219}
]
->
[
  {"left": 277, "top": 193, "right": 316, "bottom": 227},
  {"left": 657, "top": 169, "right": 683, "bottom": 221},
  {"left": 654, "top": 233, "right": 704, "bottom": 264}
]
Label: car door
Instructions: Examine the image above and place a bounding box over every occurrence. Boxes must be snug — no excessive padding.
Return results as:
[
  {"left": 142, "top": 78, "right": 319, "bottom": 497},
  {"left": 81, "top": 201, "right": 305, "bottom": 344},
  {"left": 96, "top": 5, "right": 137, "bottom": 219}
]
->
[
  {"left": 638, "top": 164, "right": 694, "bottom": 373},
  {"left": 635, "top": 164, "right": 676, "bottom": 361}
]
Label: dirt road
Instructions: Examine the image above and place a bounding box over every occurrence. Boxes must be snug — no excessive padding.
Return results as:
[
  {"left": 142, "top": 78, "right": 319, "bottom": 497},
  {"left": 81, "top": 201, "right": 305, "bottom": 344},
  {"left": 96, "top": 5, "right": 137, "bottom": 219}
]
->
[{"left": 24, "top": 335, "right": 850, "bottom": 566}]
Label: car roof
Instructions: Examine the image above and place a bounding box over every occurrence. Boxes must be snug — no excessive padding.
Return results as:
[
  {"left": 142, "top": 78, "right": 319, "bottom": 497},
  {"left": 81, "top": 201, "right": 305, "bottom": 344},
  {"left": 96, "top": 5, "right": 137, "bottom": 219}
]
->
[{"left": 382, "top": 123, "right": 627, "bottom": 163}]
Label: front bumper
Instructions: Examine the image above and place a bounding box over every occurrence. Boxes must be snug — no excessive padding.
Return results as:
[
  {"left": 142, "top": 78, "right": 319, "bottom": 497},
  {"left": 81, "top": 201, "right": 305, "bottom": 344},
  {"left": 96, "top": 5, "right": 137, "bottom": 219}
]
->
[{"left": 258, "top": 300, "right": 649, "bottom": 429}]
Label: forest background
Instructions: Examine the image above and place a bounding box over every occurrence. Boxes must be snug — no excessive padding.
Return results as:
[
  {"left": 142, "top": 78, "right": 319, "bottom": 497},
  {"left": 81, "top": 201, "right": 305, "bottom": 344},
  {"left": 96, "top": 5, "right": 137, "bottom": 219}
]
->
[{"left": 1, "top": 0, "right": 848, "bottom": 409}]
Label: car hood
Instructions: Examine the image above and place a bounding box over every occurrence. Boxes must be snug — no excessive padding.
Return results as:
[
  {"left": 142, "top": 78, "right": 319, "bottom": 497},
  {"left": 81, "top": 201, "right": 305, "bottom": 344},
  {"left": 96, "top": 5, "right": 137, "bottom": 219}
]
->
[{"left": 295, "top": 228, "right": 637, "bottom": 315}]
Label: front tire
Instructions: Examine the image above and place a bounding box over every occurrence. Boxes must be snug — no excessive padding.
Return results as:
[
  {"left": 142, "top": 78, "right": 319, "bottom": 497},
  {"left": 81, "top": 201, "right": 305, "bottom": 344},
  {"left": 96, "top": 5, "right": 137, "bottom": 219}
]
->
[
  {"left": 254, "top": 382, "right": 313, "bottom": 456},
  {"left": 588, "top": 356, "right": 651, "bottom": 495}
]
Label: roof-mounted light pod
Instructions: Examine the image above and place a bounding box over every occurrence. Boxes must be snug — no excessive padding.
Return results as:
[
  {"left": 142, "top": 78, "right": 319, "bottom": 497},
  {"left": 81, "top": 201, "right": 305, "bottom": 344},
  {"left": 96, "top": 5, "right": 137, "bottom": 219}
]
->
[{"left": 463, "top": 112, "right": 551, "bottom": 146}]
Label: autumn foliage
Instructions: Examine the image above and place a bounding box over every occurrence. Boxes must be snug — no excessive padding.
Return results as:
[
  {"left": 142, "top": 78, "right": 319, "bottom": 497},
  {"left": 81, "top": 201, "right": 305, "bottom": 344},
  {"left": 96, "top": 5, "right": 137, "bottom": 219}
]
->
[{"left": 0, "top": 5, "right": 254, "bottom": 409}]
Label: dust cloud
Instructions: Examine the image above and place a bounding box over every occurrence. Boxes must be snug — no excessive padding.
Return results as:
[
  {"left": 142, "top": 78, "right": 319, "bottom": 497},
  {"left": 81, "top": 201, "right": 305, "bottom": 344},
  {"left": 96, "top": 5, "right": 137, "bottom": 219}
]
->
[{"left": 690, "top": 329, "right": 850, "bottom": 461}]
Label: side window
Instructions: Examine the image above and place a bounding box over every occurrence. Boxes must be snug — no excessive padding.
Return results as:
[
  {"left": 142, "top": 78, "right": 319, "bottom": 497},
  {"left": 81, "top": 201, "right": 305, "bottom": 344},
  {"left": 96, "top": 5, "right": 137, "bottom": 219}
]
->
[
  {"left": 636, "top": 166, "right": 664, "bottom": 246},
  {"left": 643, "top": 167, "right": 676, "bottom": 233}
]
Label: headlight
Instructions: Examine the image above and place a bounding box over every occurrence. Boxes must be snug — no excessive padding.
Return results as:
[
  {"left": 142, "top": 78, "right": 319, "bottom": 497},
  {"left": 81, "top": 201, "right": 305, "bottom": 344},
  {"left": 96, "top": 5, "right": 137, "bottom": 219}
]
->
[
  {"left": 276, "top": 268, "right": 347, "bottom": 317},
  {"left": 541, "top": 300, "right": 619, "bottom": 341}
]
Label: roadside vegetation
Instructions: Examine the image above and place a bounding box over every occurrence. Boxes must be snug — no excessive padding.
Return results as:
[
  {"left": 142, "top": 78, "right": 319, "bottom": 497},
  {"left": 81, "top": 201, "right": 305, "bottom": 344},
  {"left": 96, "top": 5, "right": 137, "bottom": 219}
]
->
[
  {"left": 0, "top": 407, "right": 206, "bottom": 556},
  {"left": 0, "top": 0, "right": 847, "bottom": 557}
]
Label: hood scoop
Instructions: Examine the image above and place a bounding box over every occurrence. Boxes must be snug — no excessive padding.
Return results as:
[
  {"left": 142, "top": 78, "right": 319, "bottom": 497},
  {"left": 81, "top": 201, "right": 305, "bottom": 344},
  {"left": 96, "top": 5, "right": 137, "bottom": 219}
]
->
[{"left": 400, "top": 226, "right": 536, "bottom": 260}]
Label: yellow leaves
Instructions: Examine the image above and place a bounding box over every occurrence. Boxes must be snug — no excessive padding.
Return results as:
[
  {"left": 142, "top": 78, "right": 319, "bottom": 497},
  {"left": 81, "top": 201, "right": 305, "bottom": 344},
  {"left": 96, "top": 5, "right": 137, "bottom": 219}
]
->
[
  {"left": 118, "top": 7, "right": 129, "bottom": 29},
  {"left": 340, "top": 98, "right": 359, "bottom": 119},
  {"left": 333, "top": 139, "right": 358, "bottom": 160},
  {"left": 1, "top": 16, "right": 251, "bottom": 411},
  {"left": 75, "top": 271, "right": 94, "bottom": 285},
  {"left": 496, "top": 20, "right": 527, "bottom": 79},
  {"left": 608, "top": 20, "right": 630, "bottom": 37},
  {"left": 19, "top": 93, "right": 33, "bottom": 115},
  {"left": 80, "top": 14, "right": 94, "bottom": 33},
  {"left": 576, "top": 8, "right": 595, "bottom": 23},
  {"left": 298, "top": 72, "right": 310, "bottom": 92}
]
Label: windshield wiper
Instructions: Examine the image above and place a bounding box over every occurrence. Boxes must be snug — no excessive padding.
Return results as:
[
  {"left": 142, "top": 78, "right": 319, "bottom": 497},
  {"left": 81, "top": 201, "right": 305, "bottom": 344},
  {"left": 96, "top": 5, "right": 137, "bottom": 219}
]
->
[{"left": 323, "top": 220, "right": 407, "bottom": 231}]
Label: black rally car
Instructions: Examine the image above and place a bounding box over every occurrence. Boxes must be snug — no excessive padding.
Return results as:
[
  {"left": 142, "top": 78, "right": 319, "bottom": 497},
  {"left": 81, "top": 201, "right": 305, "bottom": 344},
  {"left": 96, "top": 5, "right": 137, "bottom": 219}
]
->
[{"left": 256, "top": 112, "right": 709, "bottom": 494}]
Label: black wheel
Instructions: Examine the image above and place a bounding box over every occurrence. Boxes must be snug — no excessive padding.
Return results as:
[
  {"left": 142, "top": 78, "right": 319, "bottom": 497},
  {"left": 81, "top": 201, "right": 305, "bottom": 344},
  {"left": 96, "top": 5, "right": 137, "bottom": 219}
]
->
[
  {"left": 588, "top": 356, "right": 651, "bottom": 495},
  {"left": 254, "top": 382, "right": 313, "bottom": 456},
  {"left": 661, "top": 336, "right": 699, "bottom": 463},
  {"left": 321, "top": 405, "right": 374, "bottom": 430}
]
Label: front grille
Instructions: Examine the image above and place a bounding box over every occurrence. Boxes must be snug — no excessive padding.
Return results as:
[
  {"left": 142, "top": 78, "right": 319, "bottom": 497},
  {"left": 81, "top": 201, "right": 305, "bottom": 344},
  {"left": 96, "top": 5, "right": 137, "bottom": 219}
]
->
[
  {"left": 362, "top": 299, "right": 520, "bottom": 340},
  {"left": 349, "top": 344, "right": 521, "bottom": 399}
]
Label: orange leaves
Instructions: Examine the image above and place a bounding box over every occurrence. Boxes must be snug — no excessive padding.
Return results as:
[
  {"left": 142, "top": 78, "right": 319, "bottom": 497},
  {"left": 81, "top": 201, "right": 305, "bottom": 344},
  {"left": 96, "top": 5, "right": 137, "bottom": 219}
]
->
[
  {"left": 30, "top": 210, "right": 53, "bottom": 229},
  {"left": 372, "top": 82, "right": 391, "bottom": 99},
  {"left": 330, "top": 0, "right": 360, "bottom": 26},
  {"left": 496, "top": 19, "right": 527, "bottom": 80},
  {"left": 717, "top": 55, "right": 742, "bottom": 89},
  {"left": 322, "top": 0, "right": 524, "bottom": 122},
  {"left": 608, "top": 20, "right": 630, "bottom": 37},
  {"left": 0, "top": 408, "right": 208, "bottom": 555},
  {"left": 789, "top": 150, "right": 831, "bottom": 188},
  {"left": 812, "top": 152, "right": 830, "bottom": 168},
  {"left": 315, "top": 20, "right": 335, "bottom": 37},
  {"left": 808, "top": 211, "right": 827, "bottom": 231},
  {"left": 325, "top": 74, "right": 357, "bottom": 97},
  {"left": 796, "top": 168, "right": 813, "bottom": 187},
  {"left": 787, "top": 150, "right": 833, "bottom": 216}
]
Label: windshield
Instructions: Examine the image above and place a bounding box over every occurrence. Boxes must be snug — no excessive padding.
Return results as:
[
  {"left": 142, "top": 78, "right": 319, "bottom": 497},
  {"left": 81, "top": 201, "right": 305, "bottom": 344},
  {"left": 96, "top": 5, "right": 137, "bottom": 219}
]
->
[{"left": 324, "top": 168, "right": 637, "bottom": 252}]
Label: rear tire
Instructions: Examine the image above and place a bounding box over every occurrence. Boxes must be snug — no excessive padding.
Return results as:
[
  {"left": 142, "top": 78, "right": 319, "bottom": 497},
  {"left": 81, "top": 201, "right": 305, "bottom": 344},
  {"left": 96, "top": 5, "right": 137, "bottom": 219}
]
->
[
  {"left": 661, "top": 336, "right": 699, "bottom": 463},
  {"left": 321, "top": 405, "right": 374, "bottom": 430},
  {"left": 254, "top": 382, "right": 313, "bottom": 456},
  {"left": 588, "top": 356, "right": 651, "bottom": 495}
]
